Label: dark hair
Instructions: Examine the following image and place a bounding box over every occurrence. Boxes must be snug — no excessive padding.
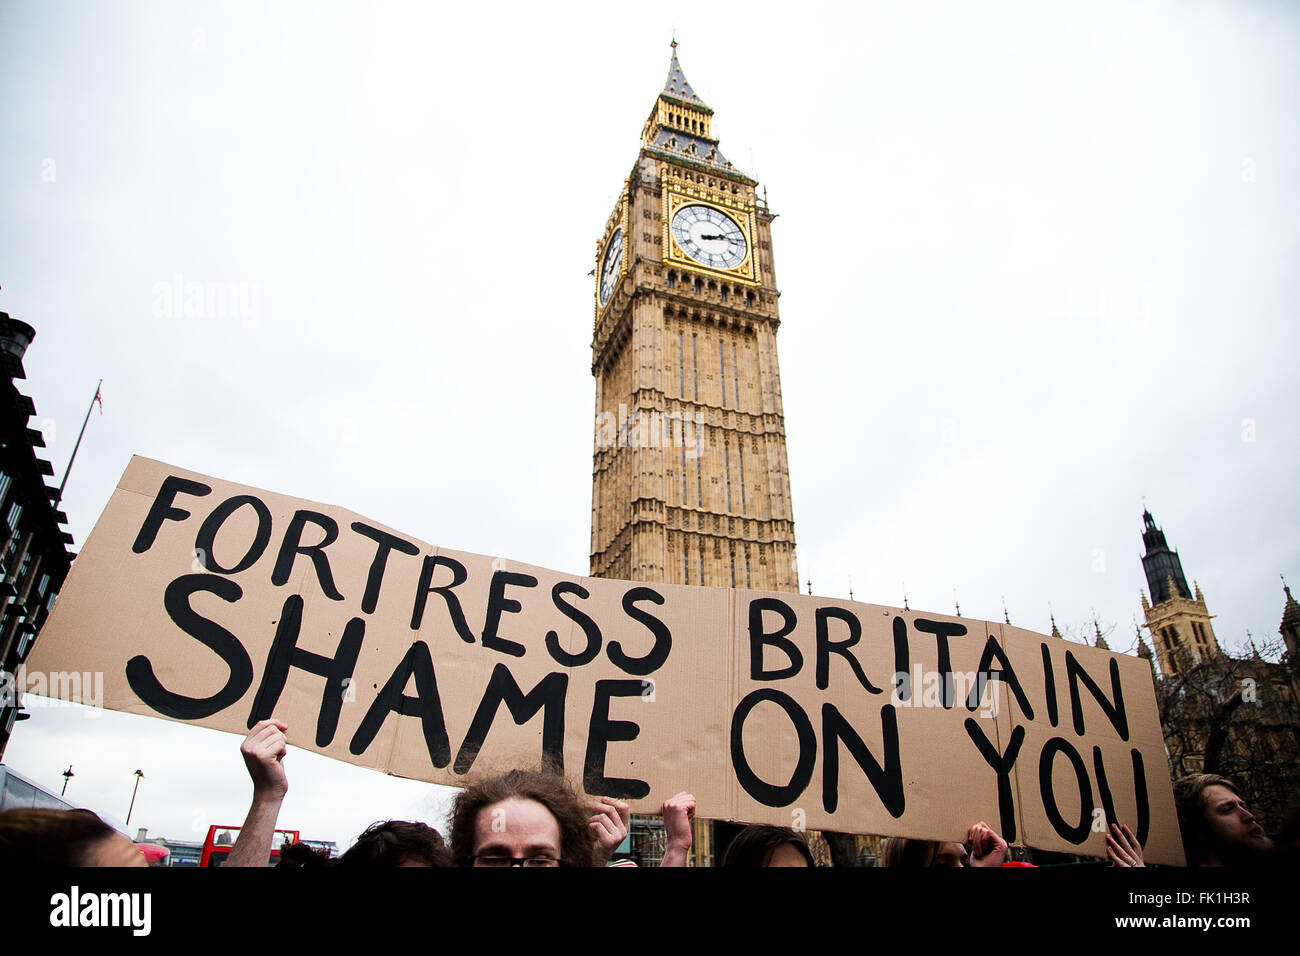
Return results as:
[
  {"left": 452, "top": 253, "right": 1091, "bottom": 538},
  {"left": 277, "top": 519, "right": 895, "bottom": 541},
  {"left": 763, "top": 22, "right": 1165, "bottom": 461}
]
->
[
  {"left": 719, "top": 825, "right": 815, "bottom": 867},
  {"left": 449, "top": 769, "right": 596, "bottom": 867},
  {"left": 1173, "top": 773, "right": 1244, "bottom": 866},
  {"left": 879, "top": 837, "right": 944, "bottom": 868},
  {"left": 338, "top": 821, "right": 450, "bottom": 868},
  {"left": 276, "top": 840, "right": 337, "bottom": 868},
  {"left": 0, "top": 808, "right": 118, "bottom": 867}
]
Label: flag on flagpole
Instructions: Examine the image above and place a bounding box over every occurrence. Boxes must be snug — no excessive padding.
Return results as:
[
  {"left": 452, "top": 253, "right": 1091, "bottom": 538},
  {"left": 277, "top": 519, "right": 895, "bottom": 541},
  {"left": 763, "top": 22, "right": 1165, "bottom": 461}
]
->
[{"left": 94, "top": 385, "right": 103, "bottom": 414}]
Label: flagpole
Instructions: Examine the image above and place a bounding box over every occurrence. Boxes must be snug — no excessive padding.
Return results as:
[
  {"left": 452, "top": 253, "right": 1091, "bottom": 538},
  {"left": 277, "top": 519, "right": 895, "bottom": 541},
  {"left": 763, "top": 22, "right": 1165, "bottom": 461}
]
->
[{"left": 57, "top": 378, "right": 101, "bottom": 501}]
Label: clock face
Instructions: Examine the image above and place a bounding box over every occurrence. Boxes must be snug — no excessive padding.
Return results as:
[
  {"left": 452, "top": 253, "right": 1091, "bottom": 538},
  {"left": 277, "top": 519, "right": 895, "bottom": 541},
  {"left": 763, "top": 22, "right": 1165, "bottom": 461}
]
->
[
  {"left": 670, "top": 204, "right": 748, "bottom": 270},
  {"left": 599, "top": 228, "right": 623, "bottom": 306}
]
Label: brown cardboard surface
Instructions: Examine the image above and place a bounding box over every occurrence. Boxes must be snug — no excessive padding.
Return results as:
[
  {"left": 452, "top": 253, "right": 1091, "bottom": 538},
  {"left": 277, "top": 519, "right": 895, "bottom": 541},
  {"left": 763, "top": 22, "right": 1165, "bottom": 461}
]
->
[{"left": 26, "top": 456, "right": 1183, "bottom": 863}]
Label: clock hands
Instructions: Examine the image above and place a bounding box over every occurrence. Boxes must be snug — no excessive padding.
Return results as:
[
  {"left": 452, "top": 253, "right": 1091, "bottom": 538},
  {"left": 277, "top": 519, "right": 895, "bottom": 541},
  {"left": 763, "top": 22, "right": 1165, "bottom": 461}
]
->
[{"left": 699, "top": 233, "right": 730, "bottom": 242}]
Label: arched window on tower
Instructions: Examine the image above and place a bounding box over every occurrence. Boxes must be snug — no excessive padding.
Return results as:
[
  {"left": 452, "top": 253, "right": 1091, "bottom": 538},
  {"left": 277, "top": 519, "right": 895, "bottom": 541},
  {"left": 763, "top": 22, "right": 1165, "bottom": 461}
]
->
[{"left": 666, "top": 270, "right": 677, "bottom": 289}]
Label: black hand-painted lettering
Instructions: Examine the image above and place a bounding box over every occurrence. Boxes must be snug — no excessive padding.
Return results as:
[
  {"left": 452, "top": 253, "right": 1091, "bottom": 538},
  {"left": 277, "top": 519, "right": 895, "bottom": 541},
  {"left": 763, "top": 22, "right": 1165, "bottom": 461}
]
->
[
  {"left": 194, "top": 495, "right": 272, "bottom": 574},
  {"left": 1092, "top": 745, "right": 1118, "bottom": 830},
  {"left": 1039, "top": 736, "right": 1094, "bottom": 844},
  {"left": 1065, "top": 651, "right": 1128, "bottom": 740},
  {"left": 583, "top": 678, "right": 650, "bottom": 798},
  {"left": 966, "top": 633, "right": 1034, "bottom": 720},
  {"left": 480, "top": 570, "right": 539, "bottom": 658},
  {"left": 1041, "top": 643, "right": 1058, "bottom": 727},
  {"left": 815, "top": 606, "right": 881, "bottom": 695},
  {"left": 730, "top": 688, "right": 815, "bottom": 807},
  {"left": 125, "top": 573, "right": 253, "bottom": 719},
  {"left": 349, "top": 640, "right": 450, "bottom": 768},
  {"left": 747, "top": 597, "right": 802, "bottom": 681},
  {"left": 454, "top": 664, "right": 567, "bottom": 774},
  {"left": 609, "top": 587, "right": 672, "bottom": 676},
  {"left": 1086, "top": 745, "right": 1150, "bottom": 847},
  {"left": 349, "top": 522, "right": 420, "bottom": 615},
  {"left": 410, "top": 554, "right": 476, "bottom": 642},
  {"left": 1130, "top": 749, "right": 1150, "bottom": 847},
  {"left": 247, "top": 594, "right": 364, "bottom": 746},
  {"left": 545, "top": 581, "right": 603, "bottom": 667},
  {"left": 891, "top": 617, "right": 910, "bottom": 701},
  {"left": 132, "top": 476, "right": 212, "bottom": 553},
  {"left": 913, "top": 619, "right": 965, "bottom": 709},
  {"left": 270, "top": 510, "right": 345, "bottom": 601},
  {"left": 821, "top": 703, "right": 903, "bottom": 816},
  {"left": 964, "top": 717, "right": 1025, "bottom": 842}
]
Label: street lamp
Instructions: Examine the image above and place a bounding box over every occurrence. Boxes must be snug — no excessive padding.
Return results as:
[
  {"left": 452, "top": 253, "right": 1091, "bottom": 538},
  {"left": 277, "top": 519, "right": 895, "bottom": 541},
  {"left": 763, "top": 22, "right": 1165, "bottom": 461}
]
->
[
  {"left": 125, "top": 769, "right": 144, "bottom": 826},
  {"left": 61, "top": 765, "right": 74, "bottom": 796}
]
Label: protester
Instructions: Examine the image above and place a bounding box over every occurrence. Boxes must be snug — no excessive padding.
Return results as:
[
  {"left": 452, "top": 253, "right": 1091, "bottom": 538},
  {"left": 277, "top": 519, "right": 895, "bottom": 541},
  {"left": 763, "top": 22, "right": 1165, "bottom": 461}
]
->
[
  {"left": 448, "top": 768, "right": 611, "bottom": 867},
  {"left": 719, "top": 824, "right": 815, "bottom": 867},
  {"left": 276, "top": 841, "right": 336, "bottom": 867},
  {"left": 659, "top": 791, "right": 696, "bottom": 867},
  {"left": 226, "top": 717, "right": 291, "bottom": 867},
  {"left": 587, "top": 795, "right": 632, "bottom": 865},
  {"left": 338, "top": 821, "right": 450, "bottom": 867},
  {"left": 879, "top": 836, "right": 968, "bottom": 867},
  {"left": 0, "top": 808, "right": 147, "bottom": 867},
  {"left": 1104, "top": 822, "right": 1145, "bottom": 867},
  {"left": 1173, "top": 773, "right": 1275, "bottom": 866},
  {"left": 881, "top": 821, "right": 1020, "bottom": 867}
]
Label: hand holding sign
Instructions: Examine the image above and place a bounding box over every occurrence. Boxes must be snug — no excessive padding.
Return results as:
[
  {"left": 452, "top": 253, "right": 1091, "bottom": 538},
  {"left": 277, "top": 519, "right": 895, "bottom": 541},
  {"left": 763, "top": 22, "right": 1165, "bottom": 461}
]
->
[
  {"left": 241, "top": 717, "right": 289, "bottom": 799},
  {"left": 967, "top": 820, "right": 1008, "bottom": 867},
  {"left": 1105, "top": 822, "right": 1145, "bottom": 867},
  {"left": 660, "top": 791, "right": 695, "bottom": 867},
  {"left": 588, "top": 797, "right": 630, "bottom": 865},
  {"left": 228, "top": 717, "right": 289, "bottom": 867}
]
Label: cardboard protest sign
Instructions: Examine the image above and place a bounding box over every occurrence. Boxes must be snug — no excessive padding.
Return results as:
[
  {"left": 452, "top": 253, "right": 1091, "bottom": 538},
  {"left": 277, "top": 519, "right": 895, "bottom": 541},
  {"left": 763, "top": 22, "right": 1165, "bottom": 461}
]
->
[{"left": 27, "top": 456, "right": 1184, "bottom": 863}]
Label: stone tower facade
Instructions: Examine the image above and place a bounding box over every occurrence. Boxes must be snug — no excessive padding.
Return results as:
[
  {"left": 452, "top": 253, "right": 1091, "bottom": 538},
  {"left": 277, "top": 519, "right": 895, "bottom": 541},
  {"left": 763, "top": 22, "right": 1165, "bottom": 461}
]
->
[
  {"left": 589, "top": 45, "right": 798, "bottom": 595},
  {"left": 1280, "top": 580, "right": 1300, "bottom": 664},
  {"left": 1139, "top": 509, "right": 1221, "bottom": 677}
]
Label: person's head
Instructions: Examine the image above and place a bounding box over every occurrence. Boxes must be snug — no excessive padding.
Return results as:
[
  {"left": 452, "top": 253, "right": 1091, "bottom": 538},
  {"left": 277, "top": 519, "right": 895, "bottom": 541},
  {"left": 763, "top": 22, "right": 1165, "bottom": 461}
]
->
[
  {"left": 719, "top": 825, "right": 815, "bottom": 867},
  {"left": 449, "top": 769, "right": 596, "bottom": 868},
  {"left": 879, "top": 837, "right": 966, "bottom": 868},
  {"left": 0, "top": 808, "right": 147, "bottom": 867},
  {"left": 277, "top": 840, "right": 338, "bottom": 868},
  {"left": 1173, "top": 774, "right": 1274, "bottom": 866},
  {"left": 337, "top": 821, "right": 449, "bottom": 867}
]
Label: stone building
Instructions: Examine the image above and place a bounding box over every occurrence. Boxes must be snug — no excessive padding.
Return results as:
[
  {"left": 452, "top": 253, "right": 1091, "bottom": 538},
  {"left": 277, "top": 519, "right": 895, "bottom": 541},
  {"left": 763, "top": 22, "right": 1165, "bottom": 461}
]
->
[
  {"left": 589, "top": 43, "right": 798, "bottom": 595},
  {"left": 588, "top": 45, "right": 801, "bottom": 865},
  {"left": 0, "top": 314, "right": 76, "bottom": 761},
  {"left": 1139, "top": 508, "right": 1221, "bottom": 676},
  {"left": 1137, "top": 509, "right": 1300, "bottom": 832}
]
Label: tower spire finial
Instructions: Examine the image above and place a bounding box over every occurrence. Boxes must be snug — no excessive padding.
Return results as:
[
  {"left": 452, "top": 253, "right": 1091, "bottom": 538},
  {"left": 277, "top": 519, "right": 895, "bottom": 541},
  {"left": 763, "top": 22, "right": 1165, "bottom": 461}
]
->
[
  {"left": 1092, "top": 610, "right": 1110, "bottom": 650},
  {"left": 1134, "top": 616, "right": 1153, "bottom": 662}
]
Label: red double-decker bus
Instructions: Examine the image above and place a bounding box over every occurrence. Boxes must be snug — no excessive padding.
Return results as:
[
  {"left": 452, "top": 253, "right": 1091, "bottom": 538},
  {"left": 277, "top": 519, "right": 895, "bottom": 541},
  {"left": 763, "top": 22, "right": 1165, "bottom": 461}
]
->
[{"left": 199, "top": 825, "right": 301, "bottom": 867}]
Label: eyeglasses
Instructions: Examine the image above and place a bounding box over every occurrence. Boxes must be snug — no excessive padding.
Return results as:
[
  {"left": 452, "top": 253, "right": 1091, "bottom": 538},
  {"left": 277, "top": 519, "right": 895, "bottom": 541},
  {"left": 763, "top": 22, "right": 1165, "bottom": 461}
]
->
[{"left": 471, "top": 855, "right": 563, "bottom": 868}]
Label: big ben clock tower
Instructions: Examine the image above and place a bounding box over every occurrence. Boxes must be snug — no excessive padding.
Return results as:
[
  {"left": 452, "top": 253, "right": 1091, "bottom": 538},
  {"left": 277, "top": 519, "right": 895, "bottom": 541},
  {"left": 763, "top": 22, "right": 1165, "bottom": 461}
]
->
[{"left": 590, "top": 43, "right": 799, "bottom": 600}]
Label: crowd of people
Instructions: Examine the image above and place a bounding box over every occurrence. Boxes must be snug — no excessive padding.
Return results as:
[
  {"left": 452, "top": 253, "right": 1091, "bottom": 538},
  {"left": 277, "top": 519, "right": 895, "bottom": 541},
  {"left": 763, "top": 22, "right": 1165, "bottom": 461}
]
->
[{"left": 1, "top": 716, "right": 1293, "bottom": 867}]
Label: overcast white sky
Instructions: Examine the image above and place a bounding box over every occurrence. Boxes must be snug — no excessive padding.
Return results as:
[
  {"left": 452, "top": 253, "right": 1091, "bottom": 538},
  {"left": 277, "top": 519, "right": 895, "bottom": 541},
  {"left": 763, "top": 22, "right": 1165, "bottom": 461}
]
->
[{"left": 1, "top": 0, "right": 1297, "bottom": 849}]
